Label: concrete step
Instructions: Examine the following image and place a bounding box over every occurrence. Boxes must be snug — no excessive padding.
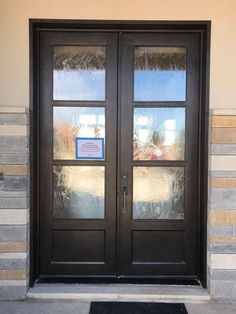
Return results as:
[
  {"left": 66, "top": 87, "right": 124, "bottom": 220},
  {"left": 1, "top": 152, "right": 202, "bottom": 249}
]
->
[{"left": 27, "top": 284, "right": 210, "bottom": 303}]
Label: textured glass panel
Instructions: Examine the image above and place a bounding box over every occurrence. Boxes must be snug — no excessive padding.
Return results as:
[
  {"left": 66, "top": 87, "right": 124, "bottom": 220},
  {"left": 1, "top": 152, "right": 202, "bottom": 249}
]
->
[
  {"left": 133, "top": 167, "right": 184, "bottom": 219},
  {"left": 133, "top": 108, "right": 185, "bottom": 160},
  {"left": 53, "top": 166, "right": 105, "bottom": 219},
  {"left": 53, "top": 46, "right": 105, "bottom": 100},
  {"left": 134, "top": 47, "right": 186, "bottom": 101},
  {"left": 53, "top": 107, "right": 105, "bottom": 160}
]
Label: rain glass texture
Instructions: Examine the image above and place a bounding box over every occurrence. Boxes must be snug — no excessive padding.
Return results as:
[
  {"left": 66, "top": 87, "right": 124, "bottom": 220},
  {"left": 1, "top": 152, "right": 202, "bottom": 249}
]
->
[
  {"left": 134, "top": 47, "right": 186, "bottom": 101},
  {"left": 53, "top": 107, "right": 105, "bottom": 160},
  {"left": 133, "top": 108, "right": 185, "bottom": 160},
  {"left": 53, "top": 46, "right": 106, "bottom": 101},
  {"left": 133, "top": 167, "right": 184, "bottom": 220},
  {"left": 53, "top": 166, "right": 105, "bottom": 219}
]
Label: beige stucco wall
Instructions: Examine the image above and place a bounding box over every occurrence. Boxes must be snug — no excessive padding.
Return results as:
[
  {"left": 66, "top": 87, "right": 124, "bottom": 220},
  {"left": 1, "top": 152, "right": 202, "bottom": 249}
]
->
[{"left": 0, "top": 0, "right": 236, "bottom": 109}]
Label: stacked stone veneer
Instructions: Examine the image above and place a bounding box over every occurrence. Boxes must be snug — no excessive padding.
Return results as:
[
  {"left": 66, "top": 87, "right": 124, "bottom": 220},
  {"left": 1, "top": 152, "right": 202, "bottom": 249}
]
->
[
  {"left": 0, "top": 107, "right": 28, "bottom": 299},
  {"left": 208, "top": 110, "right": 236, "bottom": 300}
]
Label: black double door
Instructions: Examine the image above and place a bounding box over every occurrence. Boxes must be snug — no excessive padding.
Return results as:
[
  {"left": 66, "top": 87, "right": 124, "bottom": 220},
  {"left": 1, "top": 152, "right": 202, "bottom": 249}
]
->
[{"left": 39, "top": 30, "right": 200, "bottom": 280}]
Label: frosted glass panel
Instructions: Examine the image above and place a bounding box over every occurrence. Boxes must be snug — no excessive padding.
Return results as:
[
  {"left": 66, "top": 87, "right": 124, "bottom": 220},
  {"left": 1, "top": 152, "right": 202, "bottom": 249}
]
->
[
  {"left": 134, "top": 47, "right": 186, "bottom": 101},
  {"left": 53, "top": 166, "right": 105, "bottom": 219},
  {"left": 53, "top": 46, "right": 105, "bottom": 100},
  {"left": 53, "top": 107, "right": 105, "bottom": 160},
  {"left": 133, "top": 108, "right": 185, "bottom": 160},
  {"left": 133, "top": 167, "right": 184, "bottom": 219}
]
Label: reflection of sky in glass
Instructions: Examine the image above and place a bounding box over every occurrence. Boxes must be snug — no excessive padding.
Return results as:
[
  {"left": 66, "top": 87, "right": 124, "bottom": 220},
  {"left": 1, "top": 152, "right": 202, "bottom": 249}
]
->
[
  {"left": 134, "top": 70, "right": 186, "bottom": 101},
  {"left": 54, "top": 70, "right": 105, "bottom": 101},
  {"left": 53, "top": 107, "right": 105, "bottom": 159},
  {"left": 134, "top": 108, "right": 185, "bottom": 160}
]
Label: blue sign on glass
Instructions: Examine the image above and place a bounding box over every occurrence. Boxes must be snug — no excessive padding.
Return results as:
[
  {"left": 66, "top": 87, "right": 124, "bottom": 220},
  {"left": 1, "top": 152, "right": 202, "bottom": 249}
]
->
[{"left": 76, "top": 137, "right": 104, "bottom": 160}]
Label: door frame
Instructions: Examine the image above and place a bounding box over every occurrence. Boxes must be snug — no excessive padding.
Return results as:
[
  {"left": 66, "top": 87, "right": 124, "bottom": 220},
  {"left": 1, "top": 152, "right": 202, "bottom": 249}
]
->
[{"left": 29, "top": 19, "right": 211, "bottom": 288}]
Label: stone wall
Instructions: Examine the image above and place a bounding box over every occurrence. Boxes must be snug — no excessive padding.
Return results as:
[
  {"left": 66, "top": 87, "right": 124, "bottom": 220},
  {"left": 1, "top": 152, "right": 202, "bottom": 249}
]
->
[
  {"left": 0, "top": 107, "right": 28, "bottom": 299},
  {"left": 208, "top": 110, "right": 236, "bottom": 300}
]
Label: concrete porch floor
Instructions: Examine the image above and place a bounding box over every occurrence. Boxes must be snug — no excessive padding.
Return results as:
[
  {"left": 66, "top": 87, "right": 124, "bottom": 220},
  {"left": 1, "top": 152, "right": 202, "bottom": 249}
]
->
[{"left": 0, "top": 299, "right": 236, "bottom": 314}]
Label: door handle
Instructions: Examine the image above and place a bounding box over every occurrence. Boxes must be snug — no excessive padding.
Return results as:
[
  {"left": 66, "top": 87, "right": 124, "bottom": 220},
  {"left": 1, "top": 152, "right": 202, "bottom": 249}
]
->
[
  {"left": 123, "top": 188, "right": 127, "bottom": 214},
  {"left": 121, "top": 172, "right": 128, "bottom": 214}
]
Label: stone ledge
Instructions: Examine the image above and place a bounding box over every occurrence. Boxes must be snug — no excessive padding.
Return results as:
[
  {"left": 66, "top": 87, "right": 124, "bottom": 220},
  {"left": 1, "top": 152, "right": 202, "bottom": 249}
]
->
[
  {"left": 211, "top": 269, "right": 236, "bottom": 280},
  {"left": 212, "top": 116, "right": 236, "bottom": 128},
  {"left": 210, "top": 243, "right": 236, "bottom": 254},
  {"left": 0, "top": 285, "right": 26, "bottom": 300},
  {"left": 0, "top": 126, "right": 27, "bottom": 136},
  {"left": 211, "top": 254, "right": 236, "bottom": 269},
  {"left": 0, "top": 136, "right": 28, "bottom": 147},
  {"left": 210, "top": 156, "right": 236, "bottom": 171},
  {"left": 0, "top": 280, "right": 27, "bottom": 286},
  {"left": 0, "top": 257, "right": 27, "bottom": 270},
  {"left": 210, "top": 170, "right": 236, "bottom": 178},
  {"left": 211, "top": 178, "right": 236, "bottom": 188},
  {"left": 0, "top": 270, "right": 26, "bottom": 280},
  {"left": 0, "top": 107, "right": 27, "bottom": 114},
  {"left": 211, "top": 144, "right": 236, "bottom": 155},
  {"left": 0, "top": 242, "right": 27, "bottom": 253},
  {"left": 0, "top": 114, "right": 28, "bottom": 125},
  {"left": 209, "top": 210, "right": 236, "bottom": 225},
  {"left": 211, "top": 128, "right": 236, "bottom": 144},
  {"left": 0, "top": 225, "right": 27, "bottom": 241},
  {"left": 0, "top": 253, "right": 27, "bottom": 259},
  {"left": 210, "top": 110, "right": 236, "bottom": 116},
  {"left": 0, "top": 164, "right": 28, "bottom": 176},
  {"left": 210, "top": 280, "right": 236, "bottom": 300},
  {"left": 209, "top": 236, "right": 236, "bottom": 243},
  {"left": 0, "top": 199, "right": 28, "bottom": 209},
  {"left": 0, "top": 209, "right": 28, "bottom": 225}
]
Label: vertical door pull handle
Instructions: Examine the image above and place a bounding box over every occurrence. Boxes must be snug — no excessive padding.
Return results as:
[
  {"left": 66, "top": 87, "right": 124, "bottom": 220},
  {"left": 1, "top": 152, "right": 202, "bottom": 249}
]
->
[
  {"left": 123, "top": 189, "right": 127, "bottom": 214},
  {"left": 121, "top": 172, "right": 128, "bottom": 215}
]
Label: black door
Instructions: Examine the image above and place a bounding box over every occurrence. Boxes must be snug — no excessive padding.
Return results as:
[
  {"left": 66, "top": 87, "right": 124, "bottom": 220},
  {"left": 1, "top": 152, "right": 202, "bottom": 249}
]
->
[{"left": 39, "top": 30, "right": 200, "bottom": 280}]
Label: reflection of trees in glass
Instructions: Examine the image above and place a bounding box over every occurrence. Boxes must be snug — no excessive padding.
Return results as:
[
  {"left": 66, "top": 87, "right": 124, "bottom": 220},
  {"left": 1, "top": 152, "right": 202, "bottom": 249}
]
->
[
  {"left": 53, "top": 46, "right": 105, "bottom": 71},
  {"left": 54, "top": 124, "right": 80, "bottom": 159},
  {"left": 133, "top": 126, "right": 185, "bottom": 161},
  {"left": 53, "top": 166, "right": 72, "bottom": 218},
  {"left": 133, "top": 167, "right": 184, "bottom": 220},
  {"left": 134, "top": 47, "right": 186, "bottom": 71}
]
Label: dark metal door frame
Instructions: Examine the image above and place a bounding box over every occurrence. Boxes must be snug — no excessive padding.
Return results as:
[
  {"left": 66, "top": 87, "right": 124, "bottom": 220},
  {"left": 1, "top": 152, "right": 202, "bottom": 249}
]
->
[{"left": 29, "top": 19, "right": 211, "bottom": 288}]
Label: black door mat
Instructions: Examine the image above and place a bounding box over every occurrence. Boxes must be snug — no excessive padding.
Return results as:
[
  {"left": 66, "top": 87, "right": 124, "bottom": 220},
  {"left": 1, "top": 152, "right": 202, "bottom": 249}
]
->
[{"left": 89, "top": 302, "right": 188, "bottom": 314}]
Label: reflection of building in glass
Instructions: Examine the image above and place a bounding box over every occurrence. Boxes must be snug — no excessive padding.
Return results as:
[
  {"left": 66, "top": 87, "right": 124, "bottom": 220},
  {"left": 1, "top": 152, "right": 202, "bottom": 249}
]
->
[
  {"left": 133, "top": 108, "right": 185, "bottom": 161},
  {"left": 78, "top": 114, "right": 105, "bottom": 138},
  {"left": 136, "top": 116, "right": 149, "bottom": 144},
  {"left": 163, "top": 119, "right": 176, "bottom": 146}
]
